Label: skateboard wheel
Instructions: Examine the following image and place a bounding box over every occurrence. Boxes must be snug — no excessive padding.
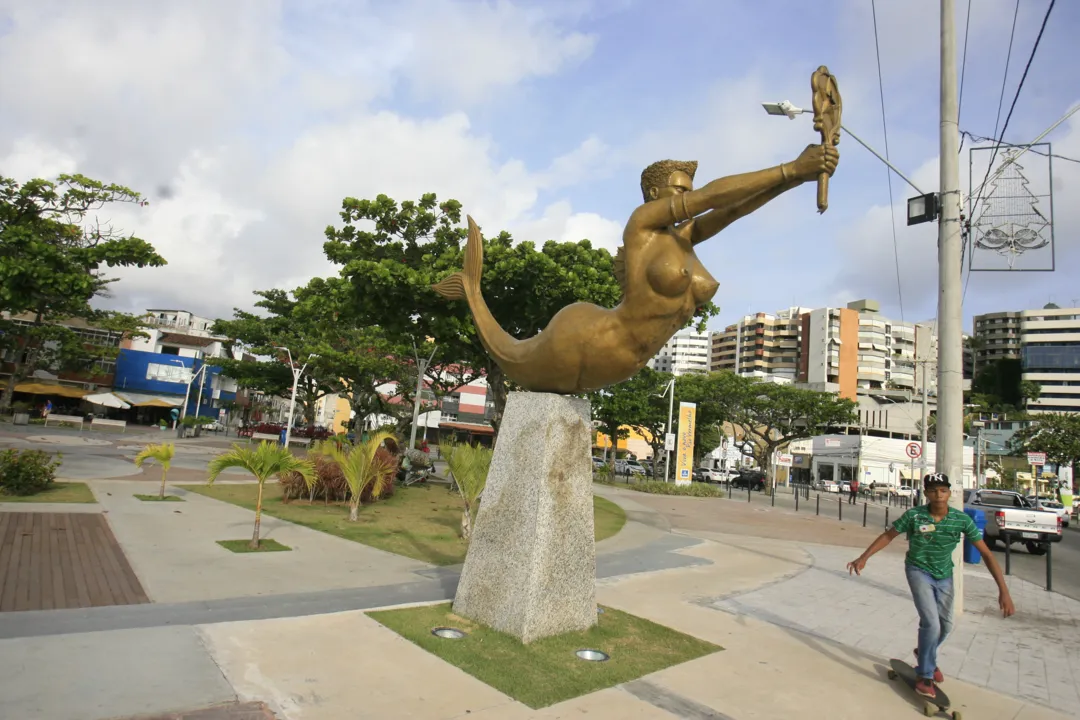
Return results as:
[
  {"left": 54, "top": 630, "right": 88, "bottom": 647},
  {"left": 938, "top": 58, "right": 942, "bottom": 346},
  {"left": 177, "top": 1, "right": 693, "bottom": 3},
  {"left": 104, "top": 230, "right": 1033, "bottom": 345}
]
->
[
  {"left": 887, "top": 669, "right": 897, "bottom": 680},
  {"left": 923, "top": 701, "right": 936, "bottom": 716}
]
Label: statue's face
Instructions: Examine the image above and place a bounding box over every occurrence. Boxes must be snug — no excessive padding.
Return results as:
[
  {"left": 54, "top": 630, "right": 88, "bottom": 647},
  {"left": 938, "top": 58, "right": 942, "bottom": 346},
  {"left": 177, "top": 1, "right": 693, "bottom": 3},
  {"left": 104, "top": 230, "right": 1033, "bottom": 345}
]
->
[{"left": 648, "top": 170, "right": 693, "bottom": 200}]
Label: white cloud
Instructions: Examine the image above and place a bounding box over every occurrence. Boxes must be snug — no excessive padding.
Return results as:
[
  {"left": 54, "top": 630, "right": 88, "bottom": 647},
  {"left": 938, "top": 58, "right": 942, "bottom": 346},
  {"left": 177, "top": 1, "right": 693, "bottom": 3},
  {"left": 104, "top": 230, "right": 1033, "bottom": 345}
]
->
[
  {"left": 0, "top": 0, "right": 611, "bottom": 318},
  {"left": 391, "top": 0, "right": 596, "bottom": 104}
]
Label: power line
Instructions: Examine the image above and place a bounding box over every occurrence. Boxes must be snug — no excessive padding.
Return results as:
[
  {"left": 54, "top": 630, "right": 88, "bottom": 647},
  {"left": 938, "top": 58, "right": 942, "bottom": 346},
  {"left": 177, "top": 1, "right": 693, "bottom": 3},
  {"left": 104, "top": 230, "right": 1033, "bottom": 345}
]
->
[
  {"left": 957, "top": 0, "right": 974, "bottom": 153},
  {"left": 871, "top": 0, "right": 904, "bottom": 323},
  {"left": 961, "top": 131, "right": 1079, "bottom": 164},
  {"left": 964, "top": 0, "right": 1057, "bottom": 299},
  {"left": 971, "top": 0, "right": 1057, "bottom": 228}
]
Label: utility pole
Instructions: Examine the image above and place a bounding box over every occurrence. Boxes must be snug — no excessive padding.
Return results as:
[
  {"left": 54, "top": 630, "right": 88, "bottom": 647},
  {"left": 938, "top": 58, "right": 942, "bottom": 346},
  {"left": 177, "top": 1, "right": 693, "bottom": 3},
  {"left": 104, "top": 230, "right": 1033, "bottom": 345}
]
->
[
  {"left": 938, "top": 0, "right": 965, "bottom": 615},
  {"left": 920, "top": 360, "right": 929, "bottom": 462}
]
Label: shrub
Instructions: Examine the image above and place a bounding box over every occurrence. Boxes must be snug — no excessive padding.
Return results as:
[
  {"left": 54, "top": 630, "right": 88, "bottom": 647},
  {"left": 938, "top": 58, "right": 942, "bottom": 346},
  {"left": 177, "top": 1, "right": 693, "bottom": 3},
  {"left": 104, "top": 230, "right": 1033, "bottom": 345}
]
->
[
  {"left": 631, "top": 480, "right": 723, "bottom": 497},
  {"left": 0, "top": 449, "right": 60, "bottom": 496},
  {"left": 280, "top": 452, "right": 395, "bottom": 504}
]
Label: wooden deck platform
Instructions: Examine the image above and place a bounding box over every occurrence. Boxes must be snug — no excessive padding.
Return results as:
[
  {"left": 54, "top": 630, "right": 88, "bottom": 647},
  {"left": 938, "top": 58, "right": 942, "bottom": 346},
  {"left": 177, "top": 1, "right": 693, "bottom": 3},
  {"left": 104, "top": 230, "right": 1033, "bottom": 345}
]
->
[{"left": 0, "top": 512, "right": 149, "bottom": 611}]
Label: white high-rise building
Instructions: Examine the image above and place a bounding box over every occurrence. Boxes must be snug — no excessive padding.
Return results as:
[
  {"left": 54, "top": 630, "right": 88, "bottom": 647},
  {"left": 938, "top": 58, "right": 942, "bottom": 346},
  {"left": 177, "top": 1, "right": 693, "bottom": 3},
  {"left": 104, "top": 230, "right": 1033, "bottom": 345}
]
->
[{"left": 648, "top": 328, "right": 711, "bottom": 376}]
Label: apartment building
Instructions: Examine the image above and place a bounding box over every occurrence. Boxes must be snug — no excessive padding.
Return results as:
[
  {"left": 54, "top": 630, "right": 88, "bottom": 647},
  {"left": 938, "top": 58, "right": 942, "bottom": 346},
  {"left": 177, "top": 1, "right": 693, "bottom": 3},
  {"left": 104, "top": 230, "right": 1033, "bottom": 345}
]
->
[
  {"left": 648, "top": 327, "right": 711, "bottom": 376},
  {"left": 125, "top": 309, "right": 231, "bottom": 360},
  {"left": 971, "top": 311, "right": 1022, "bottom": 373},
  {"left": 710, "top": 307, "right": 807, "bottom": 381},
  {"left": 971, "top": 304, "right": 1080, "bottom": 413}
]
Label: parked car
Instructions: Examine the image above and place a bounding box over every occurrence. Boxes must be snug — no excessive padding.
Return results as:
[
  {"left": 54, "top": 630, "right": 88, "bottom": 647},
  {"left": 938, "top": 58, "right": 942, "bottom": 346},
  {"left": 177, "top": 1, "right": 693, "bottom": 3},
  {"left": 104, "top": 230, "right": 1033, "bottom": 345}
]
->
[
  {"left": 691, "top": 467, "right": 708, "bottom": 482},
  {"left": 889, "top": 484, "right": 914, "bottom": 497},
  {"left": 731, "top": 469, "right": 766, "bottom": 491},
  {"left": 822, "top": 480, "right": 840, "bottom": 493},
  {"left": 615, "top": 459, "right": 646, "bottom": 476},
  {"left": 697, "top": 466, "right": 724, "bottom": 483},
  {"left": 964, "top": 489, "right": 1062, "bottom": 554},
  {"left": 591, "top": 456, "right": 607, "bottom": 470}
]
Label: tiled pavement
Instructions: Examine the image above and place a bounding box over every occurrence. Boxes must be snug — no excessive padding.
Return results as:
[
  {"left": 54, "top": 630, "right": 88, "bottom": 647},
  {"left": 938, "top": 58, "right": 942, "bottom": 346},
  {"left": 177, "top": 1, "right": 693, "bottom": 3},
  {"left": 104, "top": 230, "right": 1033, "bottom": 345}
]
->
[{"left": 705, "top": 542, "right": 1080, "bottom": 717}]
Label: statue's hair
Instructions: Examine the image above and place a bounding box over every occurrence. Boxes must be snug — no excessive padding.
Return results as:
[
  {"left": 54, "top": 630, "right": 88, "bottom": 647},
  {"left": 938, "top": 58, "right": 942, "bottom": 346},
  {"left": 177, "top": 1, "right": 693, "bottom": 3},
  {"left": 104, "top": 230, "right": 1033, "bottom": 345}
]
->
[{"left": 640, "top": 159, "right": 698, "bottom": 201}]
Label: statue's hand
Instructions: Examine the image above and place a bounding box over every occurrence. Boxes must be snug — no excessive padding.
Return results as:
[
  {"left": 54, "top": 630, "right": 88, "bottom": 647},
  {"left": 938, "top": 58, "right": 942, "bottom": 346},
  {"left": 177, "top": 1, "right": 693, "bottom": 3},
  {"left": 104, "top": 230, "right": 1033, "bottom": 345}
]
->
[{"left": 792, "top": 144, "right": 839, "bottom": 181}]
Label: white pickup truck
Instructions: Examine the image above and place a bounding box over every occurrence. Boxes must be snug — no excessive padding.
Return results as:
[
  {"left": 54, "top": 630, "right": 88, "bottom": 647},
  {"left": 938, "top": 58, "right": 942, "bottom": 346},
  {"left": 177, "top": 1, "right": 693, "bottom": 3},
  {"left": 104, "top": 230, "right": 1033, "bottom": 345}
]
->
[{"left": 963, "top": 489, "right": 1062, "bottom": 555}]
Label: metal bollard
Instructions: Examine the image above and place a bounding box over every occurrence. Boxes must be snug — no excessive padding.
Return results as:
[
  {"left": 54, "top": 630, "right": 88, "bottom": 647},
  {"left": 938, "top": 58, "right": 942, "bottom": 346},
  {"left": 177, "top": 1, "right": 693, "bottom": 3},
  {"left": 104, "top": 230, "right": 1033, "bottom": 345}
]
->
[
  {"left": 816, "top": 494, "right": 820, "bottom": 516},
  {"left": 748, "top": 483, "right": 751, "bottom": 503},
  {"left": 885, "top": 506, "right": 889, "bottom": 529},
  {"left": 1004, "top": 533, "right": 1011, "bottom": 575},
  {"left": 795, "top": 489, "right": 800, "bottom": 512},
  {"left": 1046, "top": 541, "right": 1053, "bottom": 592},
  {"left": 839, "top": 496, "right": 843, "bottom": 521},
  {"left": 863, "top": 502, "right": 867, "bottom": 527},
  {"left": 771, "top": 484, "right": 776, "bottom": 507},
  {"left": 728, "top": 482, "right": 732, "bottom": 499}
]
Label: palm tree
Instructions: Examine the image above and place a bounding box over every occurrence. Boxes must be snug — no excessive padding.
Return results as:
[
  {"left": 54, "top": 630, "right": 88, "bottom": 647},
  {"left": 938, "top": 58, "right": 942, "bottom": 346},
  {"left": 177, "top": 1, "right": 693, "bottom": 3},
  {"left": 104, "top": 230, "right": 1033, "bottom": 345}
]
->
[
  {"left": 207, "top": 441, "right": 316, "bottom": 549},
  {"left": 325, "top": 430, "right": 397, "bottom": 521},
  {"left": 442, "top": 441, "right": 492, "bottom": 541},
  {"left": 134, "top": 442, "right": 176, "bottom": 499}
]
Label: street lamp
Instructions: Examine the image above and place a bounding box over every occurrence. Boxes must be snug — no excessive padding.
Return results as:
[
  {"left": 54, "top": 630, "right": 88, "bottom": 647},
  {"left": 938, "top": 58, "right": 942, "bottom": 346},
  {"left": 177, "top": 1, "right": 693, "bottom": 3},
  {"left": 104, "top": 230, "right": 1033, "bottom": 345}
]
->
[
  {"left": 760, "top": 101, "right": 928, "bottom": 196},
  {"left": 659, "top": 378, "right": 676, "bottom": 483},
  {"left": 176, "top": 360, "right": 208, "bottom": 437},
  {"left": 276, "top": 347, "right": 318, "bottom": 449}
]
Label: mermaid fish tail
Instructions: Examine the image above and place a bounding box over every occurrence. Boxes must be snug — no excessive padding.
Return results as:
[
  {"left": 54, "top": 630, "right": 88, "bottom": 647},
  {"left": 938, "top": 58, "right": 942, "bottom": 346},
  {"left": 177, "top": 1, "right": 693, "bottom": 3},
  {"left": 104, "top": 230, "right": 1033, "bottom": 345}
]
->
[{"left": 432, "top": 216, "right": 523, "bottom": 364}]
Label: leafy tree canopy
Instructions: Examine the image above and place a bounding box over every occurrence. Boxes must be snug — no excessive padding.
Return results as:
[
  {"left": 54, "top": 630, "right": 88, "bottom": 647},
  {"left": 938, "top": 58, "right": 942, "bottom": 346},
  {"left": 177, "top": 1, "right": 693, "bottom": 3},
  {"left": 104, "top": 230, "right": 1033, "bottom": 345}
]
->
[
  {"left": 323, "top": 192, "right": 719, "bottom": 430},
  {"left": 1010, "top": 413, "right": 1080, "bottom": 470},
  {"left": 0, "top": 174, "right": 165, "bottom": 409}
]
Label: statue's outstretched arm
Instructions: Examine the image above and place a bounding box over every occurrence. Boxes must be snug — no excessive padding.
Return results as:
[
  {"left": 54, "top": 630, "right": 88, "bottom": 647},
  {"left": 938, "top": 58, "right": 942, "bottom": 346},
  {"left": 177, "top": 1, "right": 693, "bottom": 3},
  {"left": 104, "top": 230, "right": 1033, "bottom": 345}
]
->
[
  {"left": 628, "top": 144, "right": 837, "bottom": 236},
  {"left": 690, "top": 178, "right": 801, "bottom": 245}
]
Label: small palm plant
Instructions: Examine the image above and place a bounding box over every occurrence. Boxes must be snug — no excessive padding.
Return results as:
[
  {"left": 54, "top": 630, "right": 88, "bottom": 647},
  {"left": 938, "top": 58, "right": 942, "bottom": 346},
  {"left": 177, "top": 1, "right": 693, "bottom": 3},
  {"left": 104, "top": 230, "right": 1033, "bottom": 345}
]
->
[
  {"left": 207, "top": 441, "right": 316, "bottom": 549},
  {"left": 325, "top": 431, "right": 397, "bottom": 521},
  {"left": 443, "top": 442, "right": 492, "bottom": 541},
  {"left": 134, "top": 442, "right": 176, "bottom": 499}
]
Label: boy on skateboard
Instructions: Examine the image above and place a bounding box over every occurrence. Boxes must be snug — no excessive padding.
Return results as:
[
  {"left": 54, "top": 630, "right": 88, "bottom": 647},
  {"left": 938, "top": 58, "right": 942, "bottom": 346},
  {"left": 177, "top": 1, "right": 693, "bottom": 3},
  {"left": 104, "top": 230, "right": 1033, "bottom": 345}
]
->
[{"left": 847, "top": 473, "right": 1015, "bottom": 699}]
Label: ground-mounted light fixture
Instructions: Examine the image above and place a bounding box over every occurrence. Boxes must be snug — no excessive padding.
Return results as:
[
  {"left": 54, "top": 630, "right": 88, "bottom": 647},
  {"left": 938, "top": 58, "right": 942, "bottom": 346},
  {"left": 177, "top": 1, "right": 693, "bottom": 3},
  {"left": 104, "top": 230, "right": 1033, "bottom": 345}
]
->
[
  {"left": 431, "top": 627, "right": 467, "bottom": 639},
  {"left": 575, "top": 649, "right": 610, "bottom": 662},
  {"left": 907, "top": 192, "right": 940, "bottom": 226}
]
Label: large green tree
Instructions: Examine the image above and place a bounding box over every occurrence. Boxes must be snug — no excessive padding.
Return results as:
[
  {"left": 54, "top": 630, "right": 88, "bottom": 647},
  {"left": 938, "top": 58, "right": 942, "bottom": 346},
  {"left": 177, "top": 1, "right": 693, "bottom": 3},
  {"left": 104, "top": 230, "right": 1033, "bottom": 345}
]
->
[
  {"left": 1010, "top": 413, "right": 1080, "bottom": 474},
  {"left": 674, "top": 371, "right": 749, "bottom": 466},
  {"left": 731, "top": 380, "right": 858, "bottom": 486},
  {"left": 323, "top": 193, "right": 718, "bottom": 432},
  {"left": 0, "top": 174, "right": 165, "bottom": 409},
  {"left": 590, "top": 367, "right": 667, "bottom": 463},
  {"left": 213, "top": 279, "right": 410, "bottom": 431}
]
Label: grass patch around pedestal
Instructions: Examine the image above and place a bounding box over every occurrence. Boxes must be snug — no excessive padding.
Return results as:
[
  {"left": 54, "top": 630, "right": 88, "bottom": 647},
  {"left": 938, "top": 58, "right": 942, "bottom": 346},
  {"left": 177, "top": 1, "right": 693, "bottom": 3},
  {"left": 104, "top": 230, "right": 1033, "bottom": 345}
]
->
[
  {"left": 181, "top": 483, "right": 627, "bottom": 566},
  {"left": 0, "top": 482, "right": 96, "bottom": 503},
  {"left": 133, "top": 494, "right": 184, "bottom": 502},
  {"left": 368, "top": 602, "right": 720, "bottom": 708},
  {"left": 216, "top": 538, "right": 291, "bottom": 553},
  {"left": 593, "top": 495, "right": 625, "bottom": 539}
]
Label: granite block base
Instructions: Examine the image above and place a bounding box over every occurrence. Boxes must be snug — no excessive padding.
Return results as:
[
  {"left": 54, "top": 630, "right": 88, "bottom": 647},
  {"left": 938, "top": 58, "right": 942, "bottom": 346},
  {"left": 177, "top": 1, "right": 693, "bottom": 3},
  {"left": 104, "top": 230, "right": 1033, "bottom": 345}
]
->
[{"left": 451, "top": 391, "right": 596, "bottom": 643}]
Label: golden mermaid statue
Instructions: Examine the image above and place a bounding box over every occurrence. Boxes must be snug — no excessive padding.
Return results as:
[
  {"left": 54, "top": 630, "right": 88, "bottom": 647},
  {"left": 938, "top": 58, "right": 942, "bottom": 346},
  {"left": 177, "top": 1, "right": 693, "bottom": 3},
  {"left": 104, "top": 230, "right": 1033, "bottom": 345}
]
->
[{"left": 432, "top": 144, "right": 838, "bottom": 394}]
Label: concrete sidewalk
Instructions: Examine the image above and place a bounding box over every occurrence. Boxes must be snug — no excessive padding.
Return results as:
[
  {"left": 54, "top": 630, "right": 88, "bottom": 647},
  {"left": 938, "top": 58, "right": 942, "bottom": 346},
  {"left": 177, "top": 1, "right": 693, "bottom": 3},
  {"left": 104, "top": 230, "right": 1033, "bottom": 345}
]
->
[
  {"left": 90, "top": 479, "right": 432, "bottom": 602},
  {"left": 4, "top": 483, "right": 1074, "bottom": 719}
]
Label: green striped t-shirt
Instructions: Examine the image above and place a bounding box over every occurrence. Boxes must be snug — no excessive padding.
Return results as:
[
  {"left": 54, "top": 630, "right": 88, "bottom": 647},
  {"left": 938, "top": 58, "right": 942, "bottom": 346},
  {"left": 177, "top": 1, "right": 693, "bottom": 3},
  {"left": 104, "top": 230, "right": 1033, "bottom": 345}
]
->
[{"left": 892, "top": 506, "right": 982, "bottom": 579}]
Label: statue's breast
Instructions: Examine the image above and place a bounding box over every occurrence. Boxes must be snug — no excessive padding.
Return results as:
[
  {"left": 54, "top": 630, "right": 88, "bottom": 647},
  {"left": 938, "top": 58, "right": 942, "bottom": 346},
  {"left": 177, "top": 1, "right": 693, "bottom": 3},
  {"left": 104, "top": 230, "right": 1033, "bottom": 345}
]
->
[
  {"left": 645, "top": 232, "right": 693, "bottom": 298},
  {"left": 689, "top": 255, "right": 719, "bottom": 305}
]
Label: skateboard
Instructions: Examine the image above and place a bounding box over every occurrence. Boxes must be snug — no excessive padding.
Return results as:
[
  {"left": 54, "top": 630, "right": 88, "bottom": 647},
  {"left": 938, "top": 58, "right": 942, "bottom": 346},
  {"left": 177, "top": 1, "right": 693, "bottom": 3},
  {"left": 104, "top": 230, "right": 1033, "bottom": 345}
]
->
[{"left": 887, "top": 659, "right": 960, "bottom": 719}]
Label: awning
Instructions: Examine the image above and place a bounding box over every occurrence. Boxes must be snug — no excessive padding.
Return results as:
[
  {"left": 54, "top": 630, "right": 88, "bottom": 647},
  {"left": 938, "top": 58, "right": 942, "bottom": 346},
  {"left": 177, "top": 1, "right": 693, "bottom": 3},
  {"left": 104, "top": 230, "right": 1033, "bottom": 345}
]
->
[
  {"left": 84, "top": 392, "right": 132, "bottom": 409},
  {"left": 0, "top": 381, "right": 90, "bottom": 398},
  {"left": 439, "top": 421, "right": 494, "bottom": 435},
  {"left": 114, "top": 392, "right": 183, "bottom": 408}
]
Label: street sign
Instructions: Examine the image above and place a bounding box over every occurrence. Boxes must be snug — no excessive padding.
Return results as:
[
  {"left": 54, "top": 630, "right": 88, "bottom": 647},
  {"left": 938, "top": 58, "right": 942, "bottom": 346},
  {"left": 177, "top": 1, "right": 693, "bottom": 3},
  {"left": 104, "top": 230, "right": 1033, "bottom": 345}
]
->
[
  {"left": 664, "top": 433, "right": 676, "bottom": 452},
  {"left": 905, "top": 442, "right": 922, "bottom": 459},
  {"left": 775, "top": 453, "right": 793, "bottom": 467},
  {"left": 1027, "top": 451, "right": 1047, "bottom": 466}
]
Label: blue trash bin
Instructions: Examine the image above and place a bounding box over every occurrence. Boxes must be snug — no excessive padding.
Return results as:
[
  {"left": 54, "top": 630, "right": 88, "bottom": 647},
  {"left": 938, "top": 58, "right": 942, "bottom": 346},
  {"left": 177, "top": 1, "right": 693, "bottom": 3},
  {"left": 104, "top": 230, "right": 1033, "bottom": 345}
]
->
[
  {"left": 963, "top": 508, "right": 986, "bottom": 564},
  {"left": 279, "top": 428, "right": 287, "bottom": 446}
]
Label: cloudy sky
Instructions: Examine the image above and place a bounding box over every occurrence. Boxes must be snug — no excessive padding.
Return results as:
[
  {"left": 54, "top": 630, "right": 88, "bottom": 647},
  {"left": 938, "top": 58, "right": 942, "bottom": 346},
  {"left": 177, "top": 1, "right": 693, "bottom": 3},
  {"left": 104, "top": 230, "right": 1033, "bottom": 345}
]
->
[{"left": 1, "top": 0, "right": 1078, "bottom": 333}]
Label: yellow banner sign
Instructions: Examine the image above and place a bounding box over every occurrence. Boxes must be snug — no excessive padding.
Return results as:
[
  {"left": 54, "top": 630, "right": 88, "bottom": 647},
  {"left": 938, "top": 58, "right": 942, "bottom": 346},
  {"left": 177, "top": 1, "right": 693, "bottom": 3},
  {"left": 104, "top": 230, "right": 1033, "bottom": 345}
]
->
[{"left": 675, "top": 402, "right": 696, "bottom": 485}]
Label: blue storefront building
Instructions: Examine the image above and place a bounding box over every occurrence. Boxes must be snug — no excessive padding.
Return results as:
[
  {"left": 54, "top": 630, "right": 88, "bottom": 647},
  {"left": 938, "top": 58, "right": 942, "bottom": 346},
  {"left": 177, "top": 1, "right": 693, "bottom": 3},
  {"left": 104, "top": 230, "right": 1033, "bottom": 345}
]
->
[{"left": 113, "top": 349, "right": 236, "bottom": 420}]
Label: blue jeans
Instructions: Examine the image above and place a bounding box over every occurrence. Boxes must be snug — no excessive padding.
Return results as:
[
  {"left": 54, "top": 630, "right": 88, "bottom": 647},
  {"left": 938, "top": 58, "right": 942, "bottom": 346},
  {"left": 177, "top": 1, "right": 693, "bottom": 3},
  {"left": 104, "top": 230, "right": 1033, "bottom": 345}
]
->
[{"left": 905, "top": 564, "right": 954, "bottom": 680}]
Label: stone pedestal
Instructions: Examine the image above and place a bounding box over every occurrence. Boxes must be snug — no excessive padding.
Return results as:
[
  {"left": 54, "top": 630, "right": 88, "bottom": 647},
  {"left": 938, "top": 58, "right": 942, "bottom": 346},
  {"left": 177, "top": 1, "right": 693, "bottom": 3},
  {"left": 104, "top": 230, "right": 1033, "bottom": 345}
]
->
[{"left": 451, "top": 391, "right": 596, "bottom": 643}]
